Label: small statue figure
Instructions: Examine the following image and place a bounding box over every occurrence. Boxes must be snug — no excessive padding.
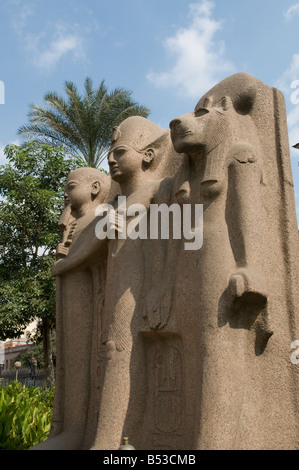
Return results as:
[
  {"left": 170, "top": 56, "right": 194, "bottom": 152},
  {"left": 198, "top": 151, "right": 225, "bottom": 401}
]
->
[{"left": 33, "top": 167, "right": 117, "bottom": 449}]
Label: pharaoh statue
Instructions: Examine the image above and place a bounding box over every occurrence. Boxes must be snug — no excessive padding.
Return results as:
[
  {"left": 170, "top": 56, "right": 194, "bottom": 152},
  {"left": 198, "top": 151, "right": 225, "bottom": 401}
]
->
[
  {"left": 165, "top": 72, "right": 299, "bottom": 449},
  {"left": 33, "top": 167, "right": 119, "bottom": 450},
  {"left": 42, "top": 116, "right": 183, "bottom": 450}
]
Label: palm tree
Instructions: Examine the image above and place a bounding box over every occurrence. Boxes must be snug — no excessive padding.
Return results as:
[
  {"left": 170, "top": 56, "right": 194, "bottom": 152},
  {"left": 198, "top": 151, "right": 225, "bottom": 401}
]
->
[{"left": 18, "top": 78, "right": 150, "bottom": 167}]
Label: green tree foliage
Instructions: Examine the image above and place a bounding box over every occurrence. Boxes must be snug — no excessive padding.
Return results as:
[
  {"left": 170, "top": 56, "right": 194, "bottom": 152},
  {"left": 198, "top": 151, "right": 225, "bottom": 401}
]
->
[
  {"left": 0, "top": 382, "right": 54, "bottom": 450},
  {"left": 18, "top": 77, "right": 150, "bottom": 167},
  {"left": 0, "top": 142, "right": 85, "bottom": 383},
  {"left": 14, "top": 338, "right": 56, "bottom": 369}
]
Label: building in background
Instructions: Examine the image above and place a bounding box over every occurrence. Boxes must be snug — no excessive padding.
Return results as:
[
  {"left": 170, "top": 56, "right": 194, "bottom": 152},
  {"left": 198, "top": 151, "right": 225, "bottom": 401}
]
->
[{"left": 0, "top": 321, "right": 36, "bottom": 371}]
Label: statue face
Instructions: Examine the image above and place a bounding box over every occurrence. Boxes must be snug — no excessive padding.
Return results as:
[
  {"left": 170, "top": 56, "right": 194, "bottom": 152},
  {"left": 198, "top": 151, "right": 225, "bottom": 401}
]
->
[
  {"left": 108, "top": 145, "right": 142, "bottom": 183},
  {"left": 169, "top": 106, "right": 228, "bottom": 156},
  {"left": 64, "top": 173, "right": 94, "bottom": 211}
]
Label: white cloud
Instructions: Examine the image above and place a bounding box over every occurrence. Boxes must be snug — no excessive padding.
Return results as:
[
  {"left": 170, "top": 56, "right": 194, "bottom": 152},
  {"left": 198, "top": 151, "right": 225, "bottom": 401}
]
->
[
  {"left": 275, "top": 54, "right": 299, "bottom": 151},
  {"left": 287, "top": 115, "right": 299, "bottom": 154},
  {"left": 4, "top": 0, "right": 35, "bottom": 34},
  {"left": 13, "top": 4, "right": 34, "bottom": 32},
  {"left": 26, "top": 25, "right": 87, "bottom": 70},
  {"left": 5, "top": 1, "right": 87, "bottom": 71},
  {"left": 147, "top": 0, "right": 235, "bottom": 98},
  {"left": 0, "top": 144, "right": 7, "bottom": 165},
  {"left": 284, "top": 3, "right": 299, "bottom": 22},
  {"left": 275, "top": 53, "right": 299, "bottom": 93},
  {"left": 275, "top": 54, "right": 299, "bottom": 224}
]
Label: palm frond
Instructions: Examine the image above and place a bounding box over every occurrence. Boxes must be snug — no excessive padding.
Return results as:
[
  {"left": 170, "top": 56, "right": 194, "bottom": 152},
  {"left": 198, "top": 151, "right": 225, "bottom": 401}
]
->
[{"left": 18, "top": 78, "right": 151, "bottom": 167}]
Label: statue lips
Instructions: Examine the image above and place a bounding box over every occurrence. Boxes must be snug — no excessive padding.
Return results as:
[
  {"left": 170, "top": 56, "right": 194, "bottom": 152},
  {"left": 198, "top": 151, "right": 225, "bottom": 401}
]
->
[
  {"left": 170, "top": 126, "right": 194, "bottom": 153},
  {"left": 109, "top": 163, "right": 120, "bottom": 175},
  {"left": 170, "top": 125, "right": 193, "bottom": 141},
  {"left": 177, "top": 129, "right": 193, "bottom": 137}
]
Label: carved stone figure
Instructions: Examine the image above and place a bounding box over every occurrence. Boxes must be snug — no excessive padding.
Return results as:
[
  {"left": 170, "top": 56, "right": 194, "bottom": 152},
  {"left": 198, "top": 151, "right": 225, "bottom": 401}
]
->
[
  {"left": 89, "top": 118, "right": 177, "bottom": 450},
  {"left": 34, "top": 74, "right": 299, "bottom": 450},
  {"left": 33, "top": 167, "right": 118, "bottom": 450},
  {"left": 167, "top": 72, "right": 299, "bottom": 449},
  {"left": 39, "top": 117, "right": 182, "bottom": 450}
]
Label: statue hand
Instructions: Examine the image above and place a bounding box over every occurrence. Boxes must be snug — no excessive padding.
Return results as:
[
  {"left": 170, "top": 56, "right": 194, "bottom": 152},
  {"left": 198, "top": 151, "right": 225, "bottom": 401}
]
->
[
  {"left": 52, "top": 259, "right": 68, "bottom": 277},
  {"left": 228, "top": 268, "right": 273, "bottom": 347},
  {"left": 229, "top": 272, "right": 246, "bottom": 298},
  {"left": 228, "top": 268, "right": 267, "bottom": 312},
  {"left": 52, "top": 260, "right": 62, "bottom": 277},
  {"left": 143, "top": 288, "right": 172, "bottom": 329},
  {"left": 56, "top": 243, "right": 69, "bottom": 259}
]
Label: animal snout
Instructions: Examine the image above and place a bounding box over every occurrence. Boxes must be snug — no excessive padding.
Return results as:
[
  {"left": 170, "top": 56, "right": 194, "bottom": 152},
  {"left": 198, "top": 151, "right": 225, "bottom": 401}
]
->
[{"left": 169, "top": 118, "right": 181, "bottom": 131}]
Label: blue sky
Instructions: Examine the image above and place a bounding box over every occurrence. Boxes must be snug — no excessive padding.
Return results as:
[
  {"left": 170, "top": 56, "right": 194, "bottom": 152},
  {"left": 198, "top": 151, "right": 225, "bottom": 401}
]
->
[{"left": 1, "top": 0, "right": 299, "bottom": 219}]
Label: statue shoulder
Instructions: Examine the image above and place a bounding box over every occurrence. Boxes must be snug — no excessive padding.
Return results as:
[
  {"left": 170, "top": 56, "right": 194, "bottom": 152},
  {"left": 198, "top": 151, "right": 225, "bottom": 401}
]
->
[
  {"left": 152, "top": 177, "right": 174, "bottom": 205},
  {"left": 227, "top": 141, "right": 264, "bottom": 186},
  {"left": 227, "top": 142, "right": 259, "bottom": 166}
]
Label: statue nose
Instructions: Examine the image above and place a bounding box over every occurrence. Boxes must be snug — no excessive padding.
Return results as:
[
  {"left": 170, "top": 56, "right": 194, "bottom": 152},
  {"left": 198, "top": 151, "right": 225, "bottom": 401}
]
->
[
  {"left": 108, "top": 153, "right": 116, "bottom": 165},
  {"left": 169, "top": 118, "right": 181, "bottom": 130}
]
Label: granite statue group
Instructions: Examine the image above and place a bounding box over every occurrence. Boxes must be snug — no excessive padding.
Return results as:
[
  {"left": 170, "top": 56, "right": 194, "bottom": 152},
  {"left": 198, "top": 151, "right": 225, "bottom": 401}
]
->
[{"left": 33, "top": 73, "right": 299, "bottom": 450}]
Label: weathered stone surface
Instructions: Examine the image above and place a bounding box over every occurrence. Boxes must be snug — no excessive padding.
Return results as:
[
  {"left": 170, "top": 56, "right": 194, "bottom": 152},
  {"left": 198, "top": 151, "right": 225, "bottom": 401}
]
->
[
  {"left": 168, "top": 73, "right": 299, "bottom": 449},
  {"left": 33, "top": 75, "right": 299, "bottom": 450}
]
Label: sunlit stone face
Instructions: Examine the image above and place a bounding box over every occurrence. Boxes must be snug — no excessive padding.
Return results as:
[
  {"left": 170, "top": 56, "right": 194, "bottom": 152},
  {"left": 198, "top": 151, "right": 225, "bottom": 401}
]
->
[{"left": 169, "top": 105, "right": 229, "bottom": 156}]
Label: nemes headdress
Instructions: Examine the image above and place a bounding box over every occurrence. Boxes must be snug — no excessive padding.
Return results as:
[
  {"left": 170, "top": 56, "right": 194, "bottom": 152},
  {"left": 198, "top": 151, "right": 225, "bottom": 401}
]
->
[{"left": 110, "top": 116, "right": 168, "bottom": 153}]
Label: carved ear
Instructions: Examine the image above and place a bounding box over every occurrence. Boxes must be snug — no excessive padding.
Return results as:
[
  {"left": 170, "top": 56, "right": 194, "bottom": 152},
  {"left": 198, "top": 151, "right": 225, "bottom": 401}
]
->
[
  {"left": 195, "top": 96, "right": 213, "bottom": 110},
  {"left": 143, "top": 148, "right": 154, "bottom": 166},
  {"left": 233, "top": 88, "right": 256, "bottom": 115},
  {"left": 219, "top": 96, "right": 233, "bottom": 111},
  {"left": 203, "top": 97, "right": 212, "bottom": 108},
  {"left": 91, "top": 181, "right": 101, "bottom": 195}
]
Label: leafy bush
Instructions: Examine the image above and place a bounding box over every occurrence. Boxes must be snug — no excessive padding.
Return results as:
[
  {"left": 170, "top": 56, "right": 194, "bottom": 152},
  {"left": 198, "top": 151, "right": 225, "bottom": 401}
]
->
[{"left": 0, "top": 381, "right": 54, "bottom": 450}]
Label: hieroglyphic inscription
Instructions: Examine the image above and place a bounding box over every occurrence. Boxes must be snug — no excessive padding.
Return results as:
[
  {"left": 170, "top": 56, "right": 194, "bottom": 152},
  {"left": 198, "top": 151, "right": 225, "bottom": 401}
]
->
[{"left": 150, "top": 338, "right": 184, "bottom": 449}]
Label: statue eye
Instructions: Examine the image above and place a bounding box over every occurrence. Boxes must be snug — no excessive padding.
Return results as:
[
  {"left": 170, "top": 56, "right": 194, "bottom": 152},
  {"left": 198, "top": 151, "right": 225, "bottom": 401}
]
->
[
  {"left": 194, "top": 108, "right": 209, "bottom": 117},
  {"left": 115, "top": 148, "right": 126, "bottom": 157}
]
